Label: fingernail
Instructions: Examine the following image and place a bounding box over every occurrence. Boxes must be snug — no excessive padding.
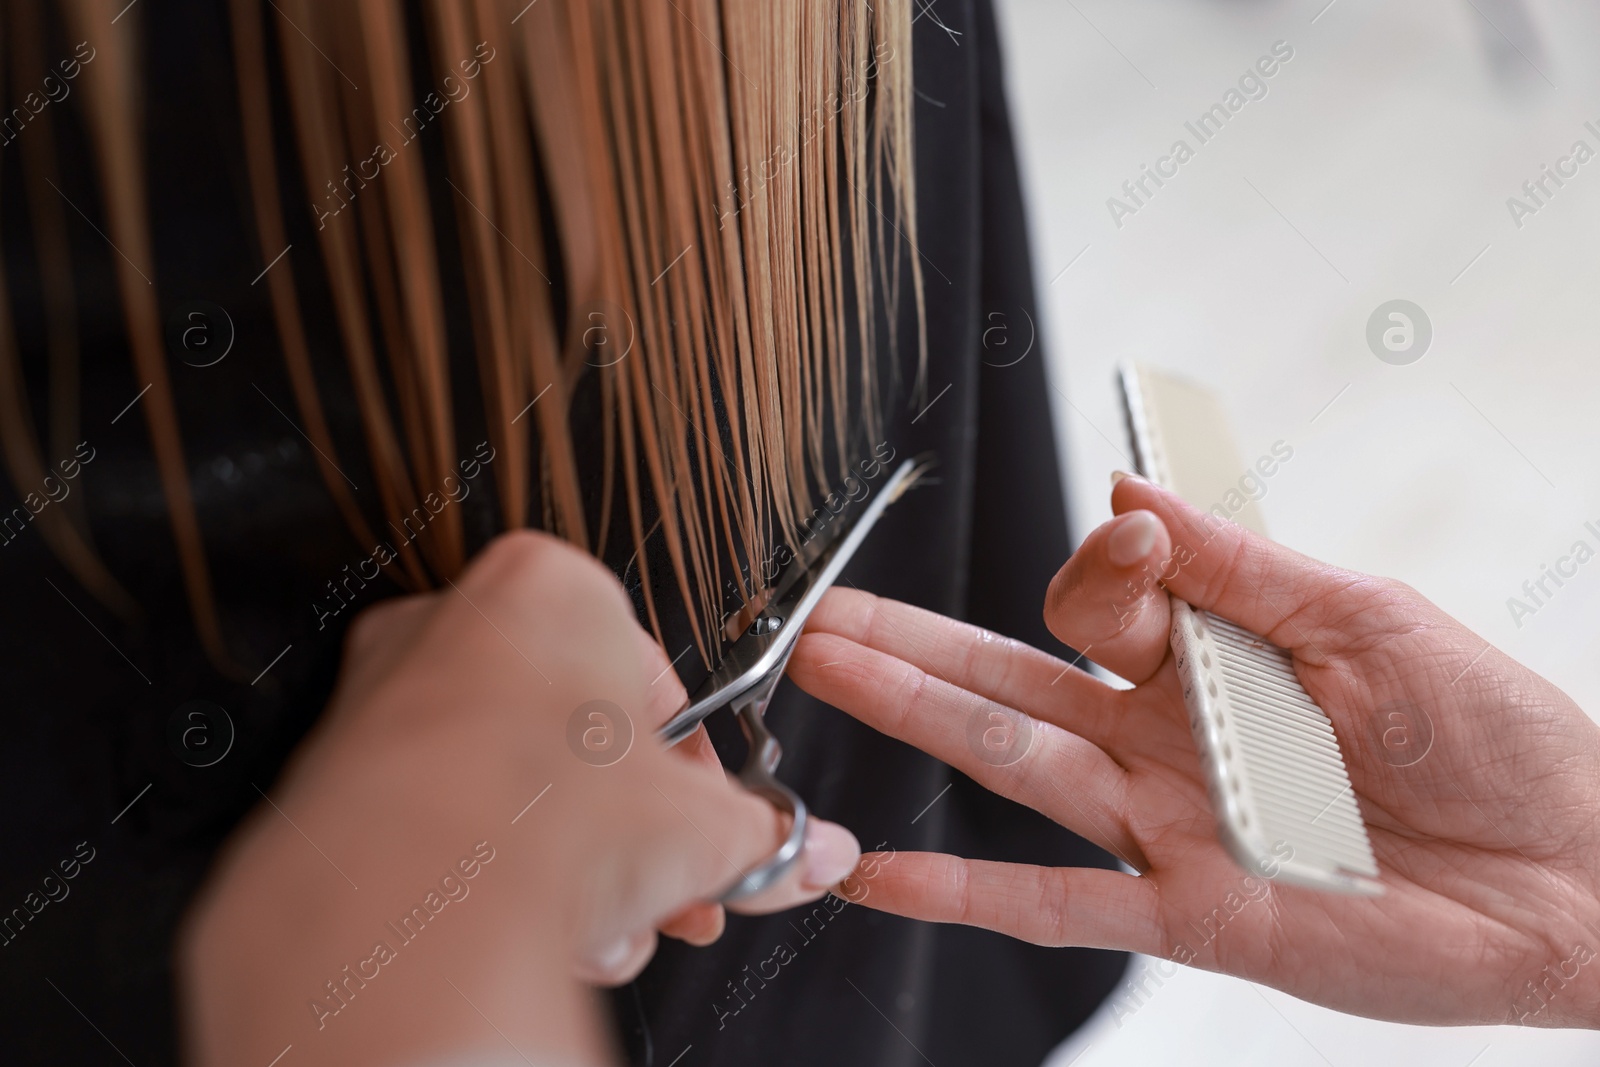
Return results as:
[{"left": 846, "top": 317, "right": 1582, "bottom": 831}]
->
[
  {"left": 1107, "top": 510, "right": 1159, "bottom": 568},
  {"left": 1111, "top": 469, "right": 1151, "bottom": 488},
  {"left": 801, "top": 820, "right": 861, "bottom": 891}
]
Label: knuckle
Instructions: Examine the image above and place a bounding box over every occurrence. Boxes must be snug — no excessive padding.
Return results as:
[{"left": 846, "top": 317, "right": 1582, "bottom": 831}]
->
[
  {"left": 957, "top": 628, "right": 988, "bottom": 681},
  {"left": 1377, "top": 575, "right": 1422, "bottom": 606},
  {"left": 1035, "top": 870, "right": 1069, "bottom": 947},
  {"left": 887, "top": 660, "right": 930, "bottom": 731},
  {"left": 474, "top": 528, "right": 563, "bottom": 577},
  {"left": 947, "top": 855, "right": 974, "bottom": 926},
  {"left": 821, "top": 586, "right": 875, "bottom": 636},
  {"left": 471, "top": 529, "right": 628, "bottom": 610},
  {"left": 1198, "top": 533, "right": 1252, "bottom": 610},
  {"left": 1345, "top": 572, "right": 1432, "bottom": 629},
  {"left": 1043, "top": 566, "right": 1079, "bottom": 639},
  {"left": 345, "top": 594, "right": 419, "bottom": 654}
]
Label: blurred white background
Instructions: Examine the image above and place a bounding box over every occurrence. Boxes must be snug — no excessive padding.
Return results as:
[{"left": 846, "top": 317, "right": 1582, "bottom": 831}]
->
[{"left": 989, "top": 0, "right": 1600, "bottom": 1063}]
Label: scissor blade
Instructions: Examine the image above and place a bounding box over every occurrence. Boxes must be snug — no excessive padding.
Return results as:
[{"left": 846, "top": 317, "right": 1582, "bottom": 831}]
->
[{"left": 657, "top": 458, "right": 919, "bottom": 744}]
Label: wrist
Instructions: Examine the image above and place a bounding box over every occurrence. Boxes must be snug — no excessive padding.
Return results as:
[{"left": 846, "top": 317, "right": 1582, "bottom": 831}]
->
[{"left": 1520, "top": 871, "right": 1600, "bottom": 1028}]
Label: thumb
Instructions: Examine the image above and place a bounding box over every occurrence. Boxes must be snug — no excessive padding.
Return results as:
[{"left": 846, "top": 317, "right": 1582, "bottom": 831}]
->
[
  {"left": 572, "top": 746, "right": 859, "bottom": 984},
  {"left": 1043, "top": 505, "right": 1176, "bottom": 684},
  {"left": 1111, "top": 473, "right": 1354, "bottom": 651}
]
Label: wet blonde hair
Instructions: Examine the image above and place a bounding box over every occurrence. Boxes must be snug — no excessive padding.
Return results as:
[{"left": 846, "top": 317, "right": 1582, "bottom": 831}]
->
[{"left": 2, "top": 0, "right": 923, "bottom": 668}]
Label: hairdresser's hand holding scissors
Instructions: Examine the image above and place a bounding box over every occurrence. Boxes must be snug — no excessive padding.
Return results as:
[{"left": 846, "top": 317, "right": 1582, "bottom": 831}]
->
[
  {"left": 791, "top": 474, "right": 1600, "bottom": 1028},
  {"left": 180, "top": 531, "right": 860, "bottom": 1067}
]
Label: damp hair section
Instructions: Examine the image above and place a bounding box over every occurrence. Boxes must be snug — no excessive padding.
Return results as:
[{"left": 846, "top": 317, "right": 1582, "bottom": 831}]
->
[{"left": 0, "top": 0, "right": 926, "bottom": 668}]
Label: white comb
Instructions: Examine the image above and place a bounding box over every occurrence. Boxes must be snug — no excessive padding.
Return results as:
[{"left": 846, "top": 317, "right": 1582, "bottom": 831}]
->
[{"left": 1119, "top": 364, "right": 1381, "bottom": 895}]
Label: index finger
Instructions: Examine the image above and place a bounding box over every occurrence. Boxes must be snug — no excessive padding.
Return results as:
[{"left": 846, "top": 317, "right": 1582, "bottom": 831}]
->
[{"left": 797, "top": 587, "right": 1123, "bottom": 748}]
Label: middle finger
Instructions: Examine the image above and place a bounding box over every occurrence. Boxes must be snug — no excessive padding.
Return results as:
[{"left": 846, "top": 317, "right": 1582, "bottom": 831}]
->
[
  {"left": 800, "top": 587, "right": 1126, "bottom": 751},
  {"left": 790, "top": 631, "right": 1146, "bottom": 870}
]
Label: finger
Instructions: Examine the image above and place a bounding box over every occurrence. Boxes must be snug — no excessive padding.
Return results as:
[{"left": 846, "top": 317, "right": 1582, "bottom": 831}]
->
[
  {"left": 1111, "top": 475, "right": 1359, "bottom": 656},
  {"left": 632, "top": 628, "right": 727, "bottom": 783},
  {"left": 657, "top": 902, "right": 725, "bottom": 946},
  {"left": 630, "top": 631, "right": 736, "bottom": 938},
  {"left": 790, "top": 632, "right": 1144, "bottom": 868},
  {"left": 672, "top": 724, "right": 722, "bottom": 772},
  {"left": 723, "top": 818, "right": 862, "bottom": 915},
  {"left": 572, "top": 927, "right": 658, "bottom": 987},
  {"left": 1043, "top": 506, "right": 1176, "bottom": 684},
  {"left": 336, "top": 594, "right": 440, "bottom": 708},
  {"left": 799, "top": 587, "right": 1123, "bottom": 750},
  {"left": 628, "top": 630, "right": 864, "bottom": 916},
  {"left": 628, "top": 754, "right": 862, "bottom": 923},
  {"left": 843, "top": 851, "right": 1162, "bottom": 954},
  {"left": 633, "top": 628, "right": 693, "bottom": 730}
]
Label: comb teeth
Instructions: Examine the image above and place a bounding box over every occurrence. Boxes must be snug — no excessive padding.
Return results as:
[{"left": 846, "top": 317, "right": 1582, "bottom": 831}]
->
[{"left": 1171, "top": 601, "right": 1381, "bottom": 895}]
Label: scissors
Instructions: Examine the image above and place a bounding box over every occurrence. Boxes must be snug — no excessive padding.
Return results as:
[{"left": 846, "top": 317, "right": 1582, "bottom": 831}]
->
[{"left": 656, "top": 458, "right": 920, "bottom": 903}]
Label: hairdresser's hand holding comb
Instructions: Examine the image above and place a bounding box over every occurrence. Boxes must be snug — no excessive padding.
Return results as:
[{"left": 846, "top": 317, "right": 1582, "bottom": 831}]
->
[
  {"left": 180, "top": 531, "right": 860, "bottom": 1067},
  {"left": 790, "top": 474, "right": 1600, "bottom": 1028}
]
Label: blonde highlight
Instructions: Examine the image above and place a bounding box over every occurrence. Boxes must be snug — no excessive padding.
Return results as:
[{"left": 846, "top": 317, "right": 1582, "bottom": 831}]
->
[{"left": 9, "top": 0, "right": 923, "bottom": 665}]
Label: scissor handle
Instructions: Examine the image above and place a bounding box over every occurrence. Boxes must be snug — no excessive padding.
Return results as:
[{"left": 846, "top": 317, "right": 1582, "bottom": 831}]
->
[{"left": 716, "top": 697, "right": 808, "bottom": 903}]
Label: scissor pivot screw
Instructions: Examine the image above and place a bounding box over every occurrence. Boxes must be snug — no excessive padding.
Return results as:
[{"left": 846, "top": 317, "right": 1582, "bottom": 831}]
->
[{"left": 750, "top": 615, "right": 784, "bottom": 636}]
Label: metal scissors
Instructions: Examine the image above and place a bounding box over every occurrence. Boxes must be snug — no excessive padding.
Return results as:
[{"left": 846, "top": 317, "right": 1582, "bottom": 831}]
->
[{"left": 656, "top": 458, "right": 919, "bottom": 903}]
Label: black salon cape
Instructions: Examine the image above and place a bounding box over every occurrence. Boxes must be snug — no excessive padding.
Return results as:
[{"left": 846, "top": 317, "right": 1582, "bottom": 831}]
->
[{"left": 0, "top": 1, "right": 1125, "bottom": 1064}]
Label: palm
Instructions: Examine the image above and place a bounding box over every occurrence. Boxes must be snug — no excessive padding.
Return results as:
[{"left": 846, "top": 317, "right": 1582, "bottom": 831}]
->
[
  {"left": 790, "top": 480, "right": 1600, "bottom": 1028},
  {"left": 1116, "top": 614, "right": 1597, "bottom": 1025}
]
